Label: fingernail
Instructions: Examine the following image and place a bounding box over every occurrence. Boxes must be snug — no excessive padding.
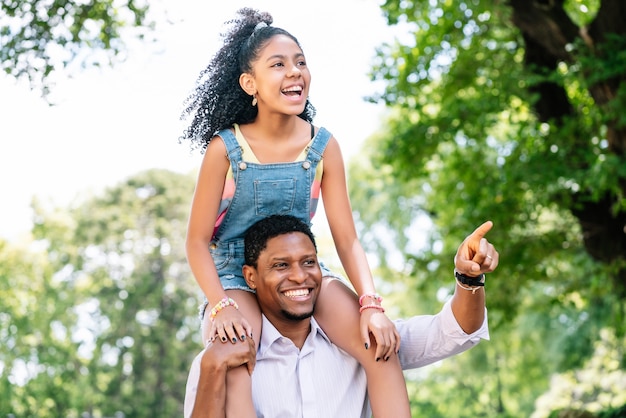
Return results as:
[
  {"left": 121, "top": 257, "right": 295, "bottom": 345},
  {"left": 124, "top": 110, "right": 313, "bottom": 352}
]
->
[
  {"left": 376, "top": 357, "right": 380, "bottom": 362},
  {"left": 221, "top": 337, "right": 227, "bottom": 342},
  {"left": 364, "top": 343, "right": 369, "bottom": 350},
  {"left": 240, "top": 335, "right": 246, "bottom": 341},
  {"left": 231, "top": 338, "right": 237, "bottom": 343},
  {"left": 385, "top": 356, "right": 390, "bottom": 361}
]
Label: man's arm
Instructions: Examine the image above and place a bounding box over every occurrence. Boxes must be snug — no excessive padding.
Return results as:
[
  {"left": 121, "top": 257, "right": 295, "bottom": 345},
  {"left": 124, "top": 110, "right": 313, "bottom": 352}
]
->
[
  {"left": 449, "top": 281, "right": 486, "bottom": 334},
  {"left": 451, "top": 221, "right": 499, "bottom": 333},
  {"left": 191, "top": 349, "right": 227, "bottom": 418},
  {"left": 185, "top": 339, "right": 256, "bottom": 418}
]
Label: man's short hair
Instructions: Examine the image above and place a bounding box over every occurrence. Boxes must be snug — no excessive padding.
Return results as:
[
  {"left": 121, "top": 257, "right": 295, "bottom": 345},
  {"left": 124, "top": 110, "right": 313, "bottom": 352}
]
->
[{"left": 244, "top": 215, "right": 317, "bottom": 268}]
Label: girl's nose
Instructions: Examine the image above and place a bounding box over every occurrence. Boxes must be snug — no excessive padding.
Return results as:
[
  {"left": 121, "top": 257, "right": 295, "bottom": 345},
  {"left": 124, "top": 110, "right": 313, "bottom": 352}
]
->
[{"left": 287, "top": 64, "right": 301, "bottom": 77}]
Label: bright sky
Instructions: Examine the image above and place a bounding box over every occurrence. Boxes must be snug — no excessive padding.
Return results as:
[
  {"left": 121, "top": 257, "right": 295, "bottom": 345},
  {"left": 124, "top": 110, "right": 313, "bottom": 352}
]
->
[{"left": 0, "top": 0, "right": 396, "bottom": 241}]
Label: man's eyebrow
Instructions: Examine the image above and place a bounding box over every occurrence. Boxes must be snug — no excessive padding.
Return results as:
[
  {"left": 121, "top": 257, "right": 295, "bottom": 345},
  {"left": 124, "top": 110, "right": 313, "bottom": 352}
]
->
[
  {"left": 267, "top": 253, "right": 316, "bottom": 262},
  {"left": 268, "top": 255, "right": 288, "bottom": 262}
]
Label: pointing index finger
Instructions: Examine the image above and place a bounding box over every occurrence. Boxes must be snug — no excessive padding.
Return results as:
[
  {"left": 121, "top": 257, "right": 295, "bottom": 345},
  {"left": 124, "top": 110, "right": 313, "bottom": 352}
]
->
[
  {"left": 456, "top": 221, "right": 496, "bottom": 274},
  {"left": 469, "top": 221, "right": 493, "bottom": 243}
]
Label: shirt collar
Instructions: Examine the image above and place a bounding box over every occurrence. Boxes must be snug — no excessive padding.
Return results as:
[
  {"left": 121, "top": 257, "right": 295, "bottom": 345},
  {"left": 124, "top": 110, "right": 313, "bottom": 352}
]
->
[{"left": 258, "top": 314, "right": 331, "bottom": 357}]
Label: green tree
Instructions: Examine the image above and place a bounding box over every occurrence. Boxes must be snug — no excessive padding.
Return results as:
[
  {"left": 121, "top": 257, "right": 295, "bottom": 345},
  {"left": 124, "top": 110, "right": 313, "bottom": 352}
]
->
[
  {"left": 0, "top": 0, "right": 155, "bottom": 96},
  {"left": 349, "top": 0, "right": 626, "bottom": 416},
  {"left": 1, "top": 169, "right": 201, "bottom": 417},
  {"left": 0, "top": 238, "right": 85, "bottom": 416}
]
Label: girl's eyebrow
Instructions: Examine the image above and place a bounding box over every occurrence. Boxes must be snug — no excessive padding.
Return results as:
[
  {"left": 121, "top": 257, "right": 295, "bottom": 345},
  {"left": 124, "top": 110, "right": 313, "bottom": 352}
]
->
[{"left": 265, "top": 53, "right": 305, "bottom": 62}]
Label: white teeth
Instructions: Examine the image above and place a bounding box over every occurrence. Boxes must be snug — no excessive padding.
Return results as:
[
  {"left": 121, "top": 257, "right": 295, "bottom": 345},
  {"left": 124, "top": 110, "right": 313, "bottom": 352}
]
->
[
  {"left": 282, "top": 86, "right": 302, "bottom": 93},
  {"left": 284, "top": 289, "right": 309, "bottom": 297}
]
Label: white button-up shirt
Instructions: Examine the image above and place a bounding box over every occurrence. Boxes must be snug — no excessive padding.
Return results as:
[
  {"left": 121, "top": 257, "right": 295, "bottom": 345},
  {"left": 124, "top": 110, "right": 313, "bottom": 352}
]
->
[{"left": 185, "top": 299, "right": 489, "bottom": 417}]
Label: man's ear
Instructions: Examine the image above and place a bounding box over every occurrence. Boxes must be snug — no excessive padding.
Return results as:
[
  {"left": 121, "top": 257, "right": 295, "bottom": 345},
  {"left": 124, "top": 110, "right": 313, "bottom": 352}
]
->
[
  {"left": 239, "top": 72, "right": 256, "bottom": 96},
  {"left": 242, "top": 265, "right": 257, "bottom": 289}
]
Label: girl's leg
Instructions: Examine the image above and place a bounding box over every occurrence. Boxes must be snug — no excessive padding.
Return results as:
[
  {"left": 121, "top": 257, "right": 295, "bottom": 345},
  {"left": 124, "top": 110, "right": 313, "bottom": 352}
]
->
[
  {"left": 315, "top": 278, "right": 411, "bottom": 418},
  {"left": 201, "top": 290, "right": 261, "bottom": 417}
]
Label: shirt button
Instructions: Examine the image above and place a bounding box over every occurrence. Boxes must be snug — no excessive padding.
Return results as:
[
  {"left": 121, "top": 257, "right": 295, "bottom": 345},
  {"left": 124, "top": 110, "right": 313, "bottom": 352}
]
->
[
  {"left": 239, "top": 161, "right": 247, "bottom": 170},
  {"left": 302, "top": 161, "right": 311, "bottom": 170},
  {"left": 209, "top": 243, "right": 217, "bottom": 250}
]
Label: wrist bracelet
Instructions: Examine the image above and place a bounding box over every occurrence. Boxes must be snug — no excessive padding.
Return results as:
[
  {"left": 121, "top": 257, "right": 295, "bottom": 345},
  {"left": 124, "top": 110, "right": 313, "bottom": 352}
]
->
[
  {"left": 209, "top": 297, "right": 238, "bottom": 322},
  {"left": 359, "top": 304, "right": 385, "bottom": 313},
  {"left": 358, "top": 293, "right": 382, "bottom": 306},
  {"left": 454, "top": 270, "right": 485, "bottom": 287},
  {"left": 456, "top": 279, "right": 483, "bottom": 294}
]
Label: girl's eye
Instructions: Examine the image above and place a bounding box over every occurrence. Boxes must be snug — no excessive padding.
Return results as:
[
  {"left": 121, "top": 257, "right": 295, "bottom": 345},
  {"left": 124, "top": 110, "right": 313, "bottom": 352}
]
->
[{"left": 298, "top": 60, "right": 306, "bottom": 66}]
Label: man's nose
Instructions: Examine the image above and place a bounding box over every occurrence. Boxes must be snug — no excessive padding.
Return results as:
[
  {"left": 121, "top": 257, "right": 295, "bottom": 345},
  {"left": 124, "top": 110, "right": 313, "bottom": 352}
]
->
[{"left": 289, "top": 265, "right": 307, "bottom": 283}]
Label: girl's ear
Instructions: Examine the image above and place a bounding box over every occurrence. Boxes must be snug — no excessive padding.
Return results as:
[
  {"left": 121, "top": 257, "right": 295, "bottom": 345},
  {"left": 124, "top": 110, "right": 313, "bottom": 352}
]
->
[
  {"left": 239, "top": 72, "right": 256, "bottom": 96},
  {"left": 242, "top": 265, "right": 257, "bottom": 289}
]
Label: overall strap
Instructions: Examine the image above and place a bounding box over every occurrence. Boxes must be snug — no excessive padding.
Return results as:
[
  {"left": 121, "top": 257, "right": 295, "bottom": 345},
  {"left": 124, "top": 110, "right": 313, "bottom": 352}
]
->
[
  {"left": 217, "top": 128, "right": 243, "bottom": 170},
  {"left": 306, "top": 126, "right": 331, "bottom": 164}
]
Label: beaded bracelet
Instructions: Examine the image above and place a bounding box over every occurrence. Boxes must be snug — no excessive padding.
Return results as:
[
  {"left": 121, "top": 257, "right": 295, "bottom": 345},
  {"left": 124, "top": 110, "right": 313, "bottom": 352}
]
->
[
  {"left": 359, "top": 304, "right": 385, "bottom": 314},
  {"left": 209, "top": 297, "right": 239, "bottom": 322},
  {"left": 358, "top": 293, "right": 383, "bottom": 306}
]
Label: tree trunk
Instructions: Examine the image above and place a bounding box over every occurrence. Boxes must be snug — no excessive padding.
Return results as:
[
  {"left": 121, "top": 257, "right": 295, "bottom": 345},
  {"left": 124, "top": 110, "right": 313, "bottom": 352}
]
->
[{"left": 509, "top": 0, "right": 626, "bottom": 292}]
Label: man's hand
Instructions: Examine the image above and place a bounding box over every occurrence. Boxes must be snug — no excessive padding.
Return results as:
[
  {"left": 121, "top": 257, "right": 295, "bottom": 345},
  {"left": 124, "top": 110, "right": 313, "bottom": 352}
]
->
[
  {"left": 454, "top": 221, "right": 499, "bottom": 277},
  {"left": 450, "top": 221, "right": 498, "bottom": 334},
  {"left": 200, "top": 336, "right": 256, "bottom": 376},
  {"left": 190, "top": 338, "right": 256, "bottom": 418}
]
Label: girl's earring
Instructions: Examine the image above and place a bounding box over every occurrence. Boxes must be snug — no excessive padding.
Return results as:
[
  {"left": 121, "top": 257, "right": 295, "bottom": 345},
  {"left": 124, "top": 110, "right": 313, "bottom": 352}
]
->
[{"left": 251, "top": 95, "right": 257, "bottom": 107}]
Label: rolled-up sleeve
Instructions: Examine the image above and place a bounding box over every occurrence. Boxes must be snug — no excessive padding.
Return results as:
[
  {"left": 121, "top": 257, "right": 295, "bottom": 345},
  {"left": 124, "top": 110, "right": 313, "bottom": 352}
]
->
[
  {"left": 183, "top": 351, "right": 203, "bottom": 418},
  {"left": 396, "top": 299, "right": 489, "bottom": 370}
]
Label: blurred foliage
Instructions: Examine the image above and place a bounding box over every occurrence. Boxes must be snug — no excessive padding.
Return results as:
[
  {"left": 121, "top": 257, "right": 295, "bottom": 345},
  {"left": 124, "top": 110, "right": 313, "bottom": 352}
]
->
[
  {"left": 0, "top": 169, "right": 201, "bottom": 417},
  {"left": 349, "top": 0, "right": 626, "bottom": 417},
  {"left": 0, "top": 164, "right": 623, "bottom": 416},
  {"left": 0, "top": 0, "right": 156, "bottom": 97},
  {"left": 3, "top": 0, "right": 626, "bottom": 416}
]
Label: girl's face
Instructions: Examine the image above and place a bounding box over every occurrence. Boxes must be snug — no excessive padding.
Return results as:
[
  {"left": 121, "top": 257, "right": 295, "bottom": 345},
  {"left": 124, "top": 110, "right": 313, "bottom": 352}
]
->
[{"left": 248, "top": 34, "right": 311, "bottom": 116}]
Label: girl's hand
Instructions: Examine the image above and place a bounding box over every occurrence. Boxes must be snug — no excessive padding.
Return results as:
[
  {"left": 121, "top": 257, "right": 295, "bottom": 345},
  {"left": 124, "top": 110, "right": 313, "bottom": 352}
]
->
[
  {"left": 360, "top": 308, "right": 401, "bottom": 361},
  {"left": 207, "top": 307, "right": 253, "bottom": 345}
]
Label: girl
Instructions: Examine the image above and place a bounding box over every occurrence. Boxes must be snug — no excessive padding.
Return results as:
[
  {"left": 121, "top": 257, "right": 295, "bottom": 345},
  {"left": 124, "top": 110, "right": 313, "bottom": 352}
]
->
[{"left": 180, "top": 8, "right": 411, "bottom": 417}]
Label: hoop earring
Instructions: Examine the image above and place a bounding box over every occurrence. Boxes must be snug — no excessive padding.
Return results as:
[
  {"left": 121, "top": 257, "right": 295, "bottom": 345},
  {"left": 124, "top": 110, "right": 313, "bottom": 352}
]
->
[{"left": 251, "top": 95, "right": 257, "bottom": 107}]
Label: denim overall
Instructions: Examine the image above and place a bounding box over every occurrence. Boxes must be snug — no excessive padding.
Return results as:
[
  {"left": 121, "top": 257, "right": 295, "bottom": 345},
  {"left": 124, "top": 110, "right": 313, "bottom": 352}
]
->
[{"left": 209, "top": 126, "right": 332, "bottom": 295}]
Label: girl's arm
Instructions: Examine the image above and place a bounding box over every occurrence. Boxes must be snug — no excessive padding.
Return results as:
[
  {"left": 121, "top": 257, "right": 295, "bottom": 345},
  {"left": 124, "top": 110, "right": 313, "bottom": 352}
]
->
[
  {"left": 320, "top": 136, "right": 400, "bottom": 359},
  {"left": 319, "top": 136, "right": 375, "bottom": 295},
  {"left": 186, "top": 136, "right": 230, "bottom": 307},
  {"left": 186, "top": 136, "right": 252, "bottom": 343}
]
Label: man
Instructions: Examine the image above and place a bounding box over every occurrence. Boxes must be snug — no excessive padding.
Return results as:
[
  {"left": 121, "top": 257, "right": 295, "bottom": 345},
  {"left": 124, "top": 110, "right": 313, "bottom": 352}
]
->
[{"left": 185, "top": 214, "right": 498, "bottom": 417}]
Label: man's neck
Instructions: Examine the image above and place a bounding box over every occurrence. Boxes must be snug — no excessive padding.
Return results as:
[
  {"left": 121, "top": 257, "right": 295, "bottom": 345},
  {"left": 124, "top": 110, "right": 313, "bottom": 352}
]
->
[{"left": 268, "top": 316, "right": 312, "bottom": 350}]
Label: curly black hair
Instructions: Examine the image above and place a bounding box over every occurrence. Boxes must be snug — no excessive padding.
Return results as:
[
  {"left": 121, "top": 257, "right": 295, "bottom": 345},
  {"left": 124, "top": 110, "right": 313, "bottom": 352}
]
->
[
  {"left": 244, "top": 214, "right": 317, "bottom": 268},
  {"left": 179, "top": 8, "right": 317, "bottom": 153}
]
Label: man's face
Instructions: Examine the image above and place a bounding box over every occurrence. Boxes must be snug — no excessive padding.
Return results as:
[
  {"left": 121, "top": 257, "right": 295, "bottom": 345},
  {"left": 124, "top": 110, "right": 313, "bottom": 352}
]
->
[{"left": 244, "top": 232, "right": 322, "bottom": 324}]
